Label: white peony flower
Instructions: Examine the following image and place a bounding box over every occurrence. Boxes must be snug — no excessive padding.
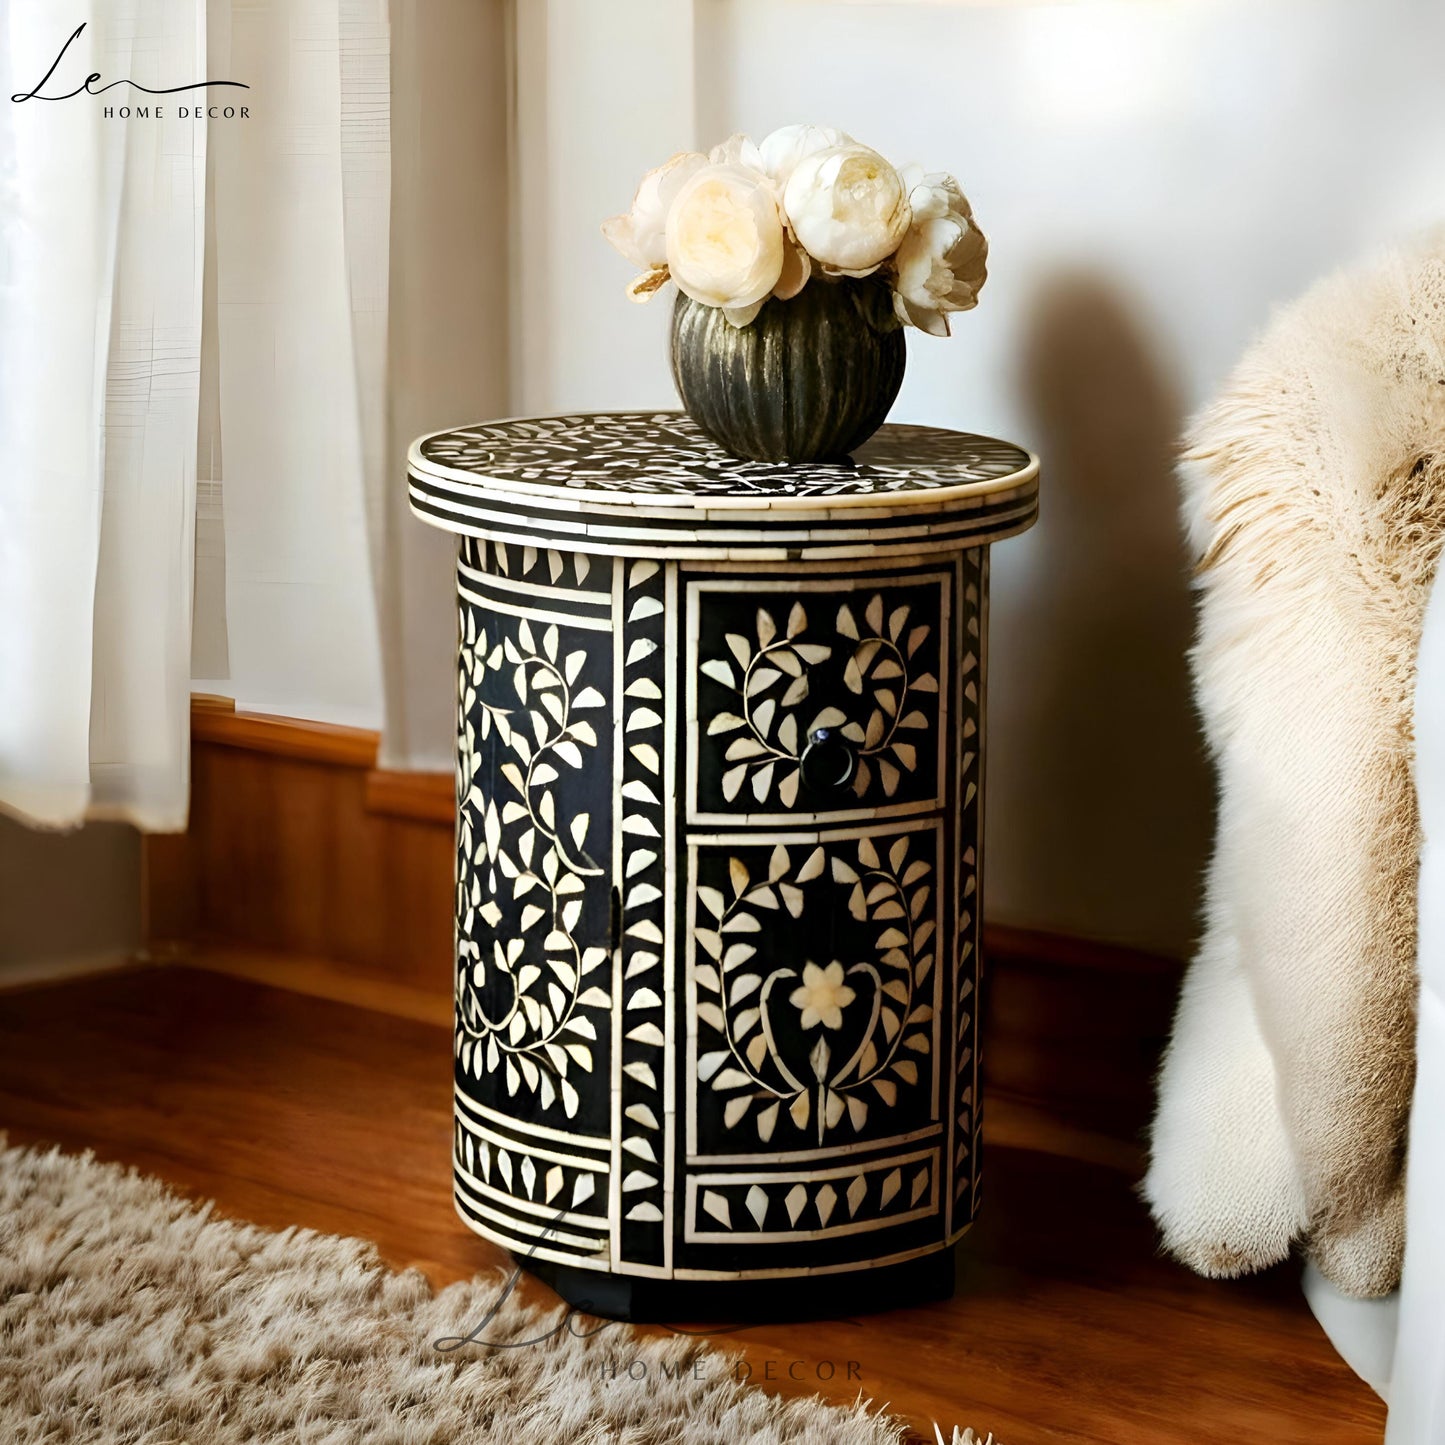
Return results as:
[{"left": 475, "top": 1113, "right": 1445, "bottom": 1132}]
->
[
  {"left": 701, "top": 132, "right": 813, "bottom": 304},
  {"left": 604, "top": 133, "right": 987, "bottom": 333},
  {"left": 782, "top": 143, "right": 911, "bottom": 276},
  {"left": 602, "top": 150, "right": 708, "bottom": 299},
  {"left": 666, "top": 162, "right": 786, "bottom": 326},
  {"left": 707, "top": 131, "right": 768, "bottom": 173},
  {"left": 757, "top": 123, "right": 851, "bottom": 186},
  {"left": 772, "top": 233, "right": 811, "bottom": 302},
  {"left": 890, "top": 168, "right": 987, "bottom": 336}
]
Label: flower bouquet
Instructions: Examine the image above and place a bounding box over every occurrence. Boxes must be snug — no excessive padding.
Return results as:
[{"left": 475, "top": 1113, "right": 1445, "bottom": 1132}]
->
[{"left": 604, "top": 125, "right": 987, "bottom": 464}]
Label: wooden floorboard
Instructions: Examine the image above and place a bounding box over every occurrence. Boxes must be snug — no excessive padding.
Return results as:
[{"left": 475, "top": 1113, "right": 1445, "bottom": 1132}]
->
[{"left": 0, "top": 967, "right": 1384, "bottom": 1444}]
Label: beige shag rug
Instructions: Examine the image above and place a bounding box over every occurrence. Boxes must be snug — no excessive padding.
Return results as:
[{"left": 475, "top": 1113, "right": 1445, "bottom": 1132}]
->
[{"left": 0, "top": 1142, "right": 993, "bottom": 1444}]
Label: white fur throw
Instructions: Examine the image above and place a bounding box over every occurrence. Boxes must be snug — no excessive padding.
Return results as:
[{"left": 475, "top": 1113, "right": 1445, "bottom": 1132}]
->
[{"left": 1144, "top": 241, "right": 1445, "bottom": 1299}]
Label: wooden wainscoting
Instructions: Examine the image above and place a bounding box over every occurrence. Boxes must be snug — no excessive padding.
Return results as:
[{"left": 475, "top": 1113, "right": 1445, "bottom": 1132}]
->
[{"left": 144, "top": 697, "right": 1183, "bottom": 1151}]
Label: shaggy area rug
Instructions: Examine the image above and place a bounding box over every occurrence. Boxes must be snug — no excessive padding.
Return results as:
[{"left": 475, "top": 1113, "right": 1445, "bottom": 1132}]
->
[{"left": 0, "top": 1142, "right": 990, "bottom": 1444}]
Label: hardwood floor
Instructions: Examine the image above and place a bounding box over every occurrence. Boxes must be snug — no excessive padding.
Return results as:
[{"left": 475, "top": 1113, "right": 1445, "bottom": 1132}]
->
[{"left": 0, "top": 966, "right": 1384, "bottom": 1444}]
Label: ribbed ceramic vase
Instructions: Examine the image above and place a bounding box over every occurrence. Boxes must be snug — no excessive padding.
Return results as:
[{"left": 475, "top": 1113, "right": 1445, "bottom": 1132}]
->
[{"left": 670, "top": 277, "right": 906, "bottom": 464}]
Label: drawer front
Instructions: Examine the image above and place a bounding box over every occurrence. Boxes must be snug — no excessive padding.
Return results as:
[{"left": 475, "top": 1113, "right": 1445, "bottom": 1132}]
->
[{"left": 687, "top": 567, "right": 954, "bottom": 825}]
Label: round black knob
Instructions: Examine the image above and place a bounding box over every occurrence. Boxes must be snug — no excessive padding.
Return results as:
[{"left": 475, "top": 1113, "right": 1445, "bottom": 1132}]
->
[{"left": 800, "top": 726, "right": 857, "bottom": 793}]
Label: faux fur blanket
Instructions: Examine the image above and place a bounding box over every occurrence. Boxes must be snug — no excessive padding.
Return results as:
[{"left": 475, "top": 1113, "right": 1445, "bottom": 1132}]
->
[{"left": 1144, "top": 241, "right": 1445, "bottom": 1298}]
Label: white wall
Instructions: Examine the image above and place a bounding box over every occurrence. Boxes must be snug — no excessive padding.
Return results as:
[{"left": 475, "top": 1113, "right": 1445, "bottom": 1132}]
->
[
  {"left": 184, "top": 0, "right": 1437, "bottom": 955},
  {"left": 511, "top": 0, "right": 699, "bottom": 414},
  {"left": 635, "top": 0, "right": 1445, "bottom": 954}
]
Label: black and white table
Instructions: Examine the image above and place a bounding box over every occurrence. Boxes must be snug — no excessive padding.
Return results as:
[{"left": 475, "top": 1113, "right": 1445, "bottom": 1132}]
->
[{"left": 408, "top": 411, "right": 1039, "bottom": 1318}]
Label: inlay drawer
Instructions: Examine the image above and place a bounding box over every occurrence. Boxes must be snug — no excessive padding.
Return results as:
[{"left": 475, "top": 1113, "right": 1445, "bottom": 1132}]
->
[{"left": 688, "top": 569, "right": 952, "bottom": 823}]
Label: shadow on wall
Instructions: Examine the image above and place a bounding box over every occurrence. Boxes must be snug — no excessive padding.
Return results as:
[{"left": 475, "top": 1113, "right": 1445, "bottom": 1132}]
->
[{"left": 991, "top": 270, "right": 1213, "bottom": 957}]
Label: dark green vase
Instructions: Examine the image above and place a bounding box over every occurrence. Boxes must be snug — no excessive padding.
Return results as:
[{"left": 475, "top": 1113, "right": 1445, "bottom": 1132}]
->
[{"left": 669, "top": 276, "right": 906, "bottom": 464}]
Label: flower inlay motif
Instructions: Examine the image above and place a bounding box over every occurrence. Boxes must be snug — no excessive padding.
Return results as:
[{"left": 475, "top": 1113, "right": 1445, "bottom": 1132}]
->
[
  {"left": 419, "top": 413, "right": 1031, "bottom": 498},
  {"left": 790, "top": 962, "right": 855, "bottom": 1031},
  {"left": 694, "top": 833, "right": 937, "bottom": 1147}
]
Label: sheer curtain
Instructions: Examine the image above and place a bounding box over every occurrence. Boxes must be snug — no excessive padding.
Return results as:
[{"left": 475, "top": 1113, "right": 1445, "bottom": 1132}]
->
[
  {"left": 0, "top": 1, "right": 206, "bottom": 830},
  {"left": 193, "top": 0, "right": 385, "bottom": 731},
  {"left": 0, "top": 0, "right": 687, "bottom": 827},
  {"left": 378, "top": 0, "right": 511, "bottom": 771},
  {"left": 0, "top": 0, "right": 388, "bottom": 830}
]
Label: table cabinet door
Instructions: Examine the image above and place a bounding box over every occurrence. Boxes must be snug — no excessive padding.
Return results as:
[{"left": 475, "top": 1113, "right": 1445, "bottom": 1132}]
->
[{"left": 673, "top": 553, "right": 985, "bottom": 1276}]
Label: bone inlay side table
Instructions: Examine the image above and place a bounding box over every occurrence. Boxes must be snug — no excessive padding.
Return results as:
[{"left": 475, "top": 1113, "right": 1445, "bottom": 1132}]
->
[{"left": 408, "top": 411, "right": 1039, "bottom": 1319}]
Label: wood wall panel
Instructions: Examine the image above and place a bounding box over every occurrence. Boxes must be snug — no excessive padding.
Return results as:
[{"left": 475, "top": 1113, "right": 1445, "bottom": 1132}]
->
[
  {"left": 148, "top": 701, "right": 1183, "bottom": 1144},
  {"left": 149, "top": 704, "right": 453, "bottom": 996}
]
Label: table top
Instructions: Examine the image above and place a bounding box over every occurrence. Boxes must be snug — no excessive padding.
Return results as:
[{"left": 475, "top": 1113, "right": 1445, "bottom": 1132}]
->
[{"left": 408, "top": 411, "right": 1038, "bottom": 561}]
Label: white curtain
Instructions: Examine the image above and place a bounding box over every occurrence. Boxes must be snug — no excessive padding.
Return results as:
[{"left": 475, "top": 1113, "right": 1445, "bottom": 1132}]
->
[
  {"left": 0, "top": 0, "right": 389, "bottom": 829},
  {"left": 194, "top": 0, "right": 385, "bottom": 731},
  {"left": 0, "top": 0, "right": 685, "bottom": 816},
  {"left": 0, "top": 2, "right": 206, "bottom": 830},
  {"left": 379, "top": 0, "right": 511, "bottom": 771}
]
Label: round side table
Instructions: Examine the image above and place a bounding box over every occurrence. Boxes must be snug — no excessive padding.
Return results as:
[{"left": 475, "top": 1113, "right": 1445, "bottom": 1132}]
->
[{"left": 408, "top": 411, "right": 1038, "bottom": 1319}]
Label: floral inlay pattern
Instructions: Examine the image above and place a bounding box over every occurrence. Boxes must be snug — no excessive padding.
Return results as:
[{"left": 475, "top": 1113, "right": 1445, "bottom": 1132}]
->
[
  {"left": 692, "top": 1154, "right": 935, "bottom": 1237},
  {"left": 454, "top": 1116, "right": 605, "bottom": 1219},
  {"left": 701, "top": 592, "right": 939, "bottom": 807},
  {"left": 693, "top": 832, "right": 938, "bottom": 1148},
  {"left": 418, "top": 413, "right": 1031, "bottom": 498},
  {"left": 615, "top": 557, "right": 671, "bottom": 1242},
  {"left": 454, "top": 605, "right": 611, "bottom": 1118},
  {"left": 435, "top": 404, "right": 1013, "bottom": 1287},
  {"left": 481, "top": 537, "right": 605, "bottom": 592}
]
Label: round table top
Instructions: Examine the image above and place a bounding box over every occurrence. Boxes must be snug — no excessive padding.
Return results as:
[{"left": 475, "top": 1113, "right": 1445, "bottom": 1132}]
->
[{"left": 408, "top": 411, "right": 1038, "bottom": 561}]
